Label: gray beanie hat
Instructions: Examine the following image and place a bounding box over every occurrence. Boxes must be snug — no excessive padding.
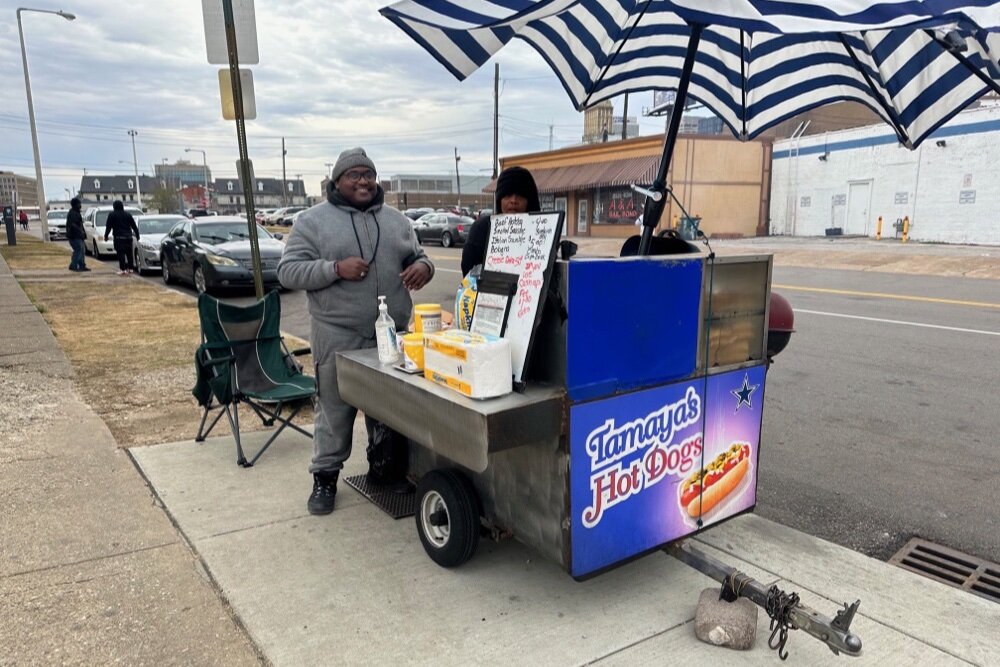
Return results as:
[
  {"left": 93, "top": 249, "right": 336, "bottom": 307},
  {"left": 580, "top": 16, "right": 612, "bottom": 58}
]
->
[{"left": 331, "top": 147, "right": 376, "bottom": 183}]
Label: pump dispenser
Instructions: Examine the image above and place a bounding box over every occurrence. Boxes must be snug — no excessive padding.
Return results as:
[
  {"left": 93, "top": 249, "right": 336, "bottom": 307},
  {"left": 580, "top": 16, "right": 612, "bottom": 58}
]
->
[{"left": 376, "top": 296, "right": 399, "bottom": 364}]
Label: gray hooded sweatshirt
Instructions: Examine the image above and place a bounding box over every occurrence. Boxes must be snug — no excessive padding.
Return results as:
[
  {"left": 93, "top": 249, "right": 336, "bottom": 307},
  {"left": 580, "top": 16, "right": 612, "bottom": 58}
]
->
[{"left": 277, "top": 187, "right": 433, "bottom": 338}]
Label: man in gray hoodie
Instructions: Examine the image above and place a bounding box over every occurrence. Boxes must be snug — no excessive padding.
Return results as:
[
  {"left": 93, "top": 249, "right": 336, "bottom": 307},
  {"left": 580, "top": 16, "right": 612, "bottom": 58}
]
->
[{"left": 278, "top": 147, "right": 433, "bottom": 514}]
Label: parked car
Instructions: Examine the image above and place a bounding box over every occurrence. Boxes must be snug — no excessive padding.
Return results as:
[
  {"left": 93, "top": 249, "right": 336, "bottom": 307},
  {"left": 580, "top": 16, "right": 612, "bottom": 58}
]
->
[
  {"left": 404, "top": 207, "right": 435, "bottom": 220},
  {"left": 159, "top": 216, "right": 285, "bottom": 294},
  {"left": 286, "top": 209, "right": 309, "bottom": 226},
  {"left": 263, "top": 207, "right": 292, "bottom": 225},
  {"left": 255, "top": 208, "right": 277, "bottom": 224},
  {"left": 82, "top": 205, "right": 144, "bottom": 258},
  {"left": 46, "top": 209, "right": 69, "bottom": 240},
  {"left": 132, "top": 214, "right": 187, "bottom": 274},
  {"left": 413, "top": 213, "right": 472, "bottom": 248},
  {"left": 275, "top": 206, "right": 307, "bottom": 225},
  {"left": 186, "top": 208, "right": 219, "bottom": 218}
]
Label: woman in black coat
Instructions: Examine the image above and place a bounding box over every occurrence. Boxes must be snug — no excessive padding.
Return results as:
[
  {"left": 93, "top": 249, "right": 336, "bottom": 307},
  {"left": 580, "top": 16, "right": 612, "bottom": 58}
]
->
[{"left": 461, "top": 166, "right": 541, "bottom": 275}]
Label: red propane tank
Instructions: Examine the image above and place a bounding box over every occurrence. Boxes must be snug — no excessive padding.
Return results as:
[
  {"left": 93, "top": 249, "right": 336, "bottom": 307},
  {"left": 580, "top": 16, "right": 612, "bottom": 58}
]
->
[{"left": 766, "top": 292, "right": 795, "bottom": 358}]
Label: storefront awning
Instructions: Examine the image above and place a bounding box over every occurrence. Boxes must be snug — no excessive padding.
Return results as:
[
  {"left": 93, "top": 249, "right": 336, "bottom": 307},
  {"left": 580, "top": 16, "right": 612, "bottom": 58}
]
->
[{"left": 484, "top": 155, "right": 660, "bottom": 195}]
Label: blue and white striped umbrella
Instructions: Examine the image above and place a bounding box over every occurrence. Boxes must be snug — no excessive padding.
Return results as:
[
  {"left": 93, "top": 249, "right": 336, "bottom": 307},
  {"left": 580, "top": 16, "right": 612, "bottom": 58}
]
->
[{"left": 381, "top": 0, "right": 1000, "bottom": 148}]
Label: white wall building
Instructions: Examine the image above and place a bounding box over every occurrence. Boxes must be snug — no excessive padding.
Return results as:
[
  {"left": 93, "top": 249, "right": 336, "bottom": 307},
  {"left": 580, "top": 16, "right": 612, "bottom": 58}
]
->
[{"left": 770, "top": 104, "right": 1000, "bottom": 245}]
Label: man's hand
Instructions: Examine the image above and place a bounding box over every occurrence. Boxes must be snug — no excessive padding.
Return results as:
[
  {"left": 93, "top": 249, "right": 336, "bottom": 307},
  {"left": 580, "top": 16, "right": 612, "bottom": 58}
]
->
[
  {"left": 337, "top": 256, "right": 369, "bottom": 281},
  {"left": 400, "top": 262, "right": 432, "bottom": 290}
]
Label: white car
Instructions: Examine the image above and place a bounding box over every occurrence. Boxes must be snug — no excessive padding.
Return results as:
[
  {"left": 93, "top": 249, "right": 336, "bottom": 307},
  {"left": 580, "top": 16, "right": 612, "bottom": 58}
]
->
[
  {"left": 133, "top": 214, "right": 187, "bottom": 274},
  {"left": 83, "top": 205, "right": 144, "bottom": 258},
  {"left": 46, "top": 209, "right": 69, "bottom": 240}
]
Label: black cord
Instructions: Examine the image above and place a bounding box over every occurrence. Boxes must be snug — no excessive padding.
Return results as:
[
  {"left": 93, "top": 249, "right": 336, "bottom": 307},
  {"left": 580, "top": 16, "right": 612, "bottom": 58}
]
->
[
  {"left": 349, "top": 211, "right": 381, "bottom": 264},
  {"left": 765, "top": 585, "right": 800, "bottom": 660}
]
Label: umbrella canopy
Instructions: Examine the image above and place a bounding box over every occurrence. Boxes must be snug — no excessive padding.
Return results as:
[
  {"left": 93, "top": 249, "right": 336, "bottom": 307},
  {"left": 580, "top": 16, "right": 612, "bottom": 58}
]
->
[{"left": 382, "top": 0, "right": 1000, "bottom": 148}]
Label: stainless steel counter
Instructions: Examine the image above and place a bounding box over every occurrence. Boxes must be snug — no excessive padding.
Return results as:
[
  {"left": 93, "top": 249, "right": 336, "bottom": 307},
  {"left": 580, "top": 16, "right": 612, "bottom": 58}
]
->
[{"left": 336, "top": 349, "right": 567, "bottom": 472}]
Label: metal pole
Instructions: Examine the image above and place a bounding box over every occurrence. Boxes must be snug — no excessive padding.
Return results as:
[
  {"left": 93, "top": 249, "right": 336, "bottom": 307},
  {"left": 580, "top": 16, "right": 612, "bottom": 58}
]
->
[
  {"left": 16, "top": 8, "right": 75, "bottom": 243},
  {"left": 638, "top": 25, "right": 703, "bottom": 256},
  {"left": 621, "top": 93, "right": 629, "bottom": 141},
  {"left": 281, "top": 137, "right": 287, "bottom": 208},
  {"left": 454, "top": 147, "right": 461, "bottom": 208},
  {"left": 492, "top": 62, "right": 499, "bottom": 180},
  {"left": 128, "top": 129, "right": 142, "bottom": 209},
  {"left": 223, "top": 0, "right": 262, "bottom": 299}
]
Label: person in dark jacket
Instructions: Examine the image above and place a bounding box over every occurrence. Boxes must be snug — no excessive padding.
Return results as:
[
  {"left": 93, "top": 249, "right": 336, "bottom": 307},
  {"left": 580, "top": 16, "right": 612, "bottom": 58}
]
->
[
  {"left": 104, "top": 200, "right": 140, "bottom": 275},
  {"left": 66, "top": 198, "right": 89, "bottom": 272},
  {"left": 460, "top": 166, "right": 541, "bottom": 275}
]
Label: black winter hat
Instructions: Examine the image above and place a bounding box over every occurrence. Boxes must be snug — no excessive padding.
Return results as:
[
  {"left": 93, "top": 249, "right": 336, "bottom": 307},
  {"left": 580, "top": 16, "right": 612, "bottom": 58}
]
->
[
  {"left": 495, "top": 166, "right": 540, "bottom": 211},
  {"left": 112, "top": 200, "right": 124, "bottom": 211},
  {"left": 70, "top": 197, "right": 81, "bottom": 210}
]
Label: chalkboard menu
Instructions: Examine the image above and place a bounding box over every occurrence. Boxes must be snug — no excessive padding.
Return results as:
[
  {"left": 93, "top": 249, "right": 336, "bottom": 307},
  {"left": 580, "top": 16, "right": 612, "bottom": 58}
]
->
[{"left": 471, "top": 211, "right": 564, "bottom": 385}]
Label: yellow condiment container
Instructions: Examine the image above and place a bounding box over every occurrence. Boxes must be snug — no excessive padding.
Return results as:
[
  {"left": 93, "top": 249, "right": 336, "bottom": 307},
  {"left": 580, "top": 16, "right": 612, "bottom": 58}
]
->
[
  {"left": 402, "top": 333, "right": 425, "bottom": 370},
  {"left": 413, "top": 303, "right": 442, "bottom": 333}
]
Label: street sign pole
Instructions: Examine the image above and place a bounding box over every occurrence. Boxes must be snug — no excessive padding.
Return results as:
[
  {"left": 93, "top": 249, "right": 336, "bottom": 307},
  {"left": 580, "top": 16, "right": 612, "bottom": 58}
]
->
[{"left": 222, "top": 0, "right": 263, "bottom": 299}]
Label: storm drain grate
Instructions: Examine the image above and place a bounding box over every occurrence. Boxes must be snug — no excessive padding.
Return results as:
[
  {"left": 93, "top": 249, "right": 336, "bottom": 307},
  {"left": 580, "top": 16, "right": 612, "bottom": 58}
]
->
[
  {"left": 890, "top": 538, "right": 1000, "bottom": 604},
  {"left": 343, "top": 475, "right": 416, "bottom": 520}
]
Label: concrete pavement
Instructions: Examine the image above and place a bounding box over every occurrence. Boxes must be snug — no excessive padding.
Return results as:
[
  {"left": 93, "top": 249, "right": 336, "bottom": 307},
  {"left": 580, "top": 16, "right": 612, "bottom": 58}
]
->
[{"left": 3, "top": 239, "right": 1000, "bottom": 665}]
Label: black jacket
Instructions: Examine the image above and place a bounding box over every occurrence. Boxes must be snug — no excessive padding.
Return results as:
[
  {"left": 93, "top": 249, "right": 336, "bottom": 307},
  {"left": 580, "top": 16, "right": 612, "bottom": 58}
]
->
[
  {"left": 105, "top": 210, "right": 139, "bottom": 240},
  {"left": 66, "top": 209, "right": 85, "bottom": 240}
]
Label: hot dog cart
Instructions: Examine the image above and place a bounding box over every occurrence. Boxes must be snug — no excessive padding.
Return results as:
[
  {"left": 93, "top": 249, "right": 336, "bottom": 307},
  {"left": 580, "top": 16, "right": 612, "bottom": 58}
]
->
[{"left": 337, "top": 243, "right": 863, "bottom": 660}]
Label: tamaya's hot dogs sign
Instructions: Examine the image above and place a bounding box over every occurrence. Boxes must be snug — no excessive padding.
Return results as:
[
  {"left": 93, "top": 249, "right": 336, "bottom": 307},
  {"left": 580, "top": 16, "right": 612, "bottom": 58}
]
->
[{"left": 569, "top": 365, "right": 766, "bottom": 578}]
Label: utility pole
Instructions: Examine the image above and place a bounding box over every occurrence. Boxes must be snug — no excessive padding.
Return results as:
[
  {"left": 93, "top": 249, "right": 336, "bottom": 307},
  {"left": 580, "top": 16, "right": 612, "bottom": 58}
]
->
[
  {"left": 454, "top": 147, "right": 461, "bottom": 208},
  {"left": 492, "top": 62, "right": 499, "bottom": 180},
  {"left": 295, "top": 174, "right": 302, "bottom": 204},
  {"left": 281, "top": 137, "right": 288, "bottom": 207},
  {"left": 621, "top": 93, "right": 629, "bottom": 141},
  {"left": 549, "top": 123, "right": 554, "bottom": 151},
  {"left": 128, "top": 129, "right": 142, "bottom": 209}
]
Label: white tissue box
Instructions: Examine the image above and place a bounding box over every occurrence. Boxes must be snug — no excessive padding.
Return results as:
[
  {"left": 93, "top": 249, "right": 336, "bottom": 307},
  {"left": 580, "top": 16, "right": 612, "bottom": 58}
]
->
[{"left": 423, "top": 331, "right": 512, "bottom": 399}]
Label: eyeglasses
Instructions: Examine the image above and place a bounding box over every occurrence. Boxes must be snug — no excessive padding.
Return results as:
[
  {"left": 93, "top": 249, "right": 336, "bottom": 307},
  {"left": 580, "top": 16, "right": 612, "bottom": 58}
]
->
[{"left": 342, "top": 169, "right": 377, "bottom": 183}]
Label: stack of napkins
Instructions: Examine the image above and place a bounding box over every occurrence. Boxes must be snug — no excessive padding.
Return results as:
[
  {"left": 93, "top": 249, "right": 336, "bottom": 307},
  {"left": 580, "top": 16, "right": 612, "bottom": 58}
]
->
[{"left": 423, "top": 330, "right": 512, "bottom": 399}]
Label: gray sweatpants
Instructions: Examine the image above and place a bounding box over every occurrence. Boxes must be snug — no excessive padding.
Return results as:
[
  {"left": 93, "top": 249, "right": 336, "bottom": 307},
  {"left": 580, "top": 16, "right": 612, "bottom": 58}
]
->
[{"left": 310, "top": 321, "right": 376, "bottom": 474}]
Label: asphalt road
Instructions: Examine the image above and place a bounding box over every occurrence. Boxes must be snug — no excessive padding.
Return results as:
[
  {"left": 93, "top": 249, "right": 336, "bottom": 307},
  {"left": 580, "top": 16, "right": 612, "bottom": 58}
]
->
[{"left": 48, "top": 228, "right": 1000, "bottom": 563}]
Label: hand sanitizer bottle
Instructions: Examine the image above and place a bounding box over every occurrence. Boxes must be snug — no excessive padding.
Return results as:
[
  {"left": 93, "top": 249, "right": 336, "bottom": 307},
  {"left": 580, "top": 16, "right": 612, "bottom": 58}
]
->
[{"left": 376, "top": 296, "right": 400, "bottom": 365}]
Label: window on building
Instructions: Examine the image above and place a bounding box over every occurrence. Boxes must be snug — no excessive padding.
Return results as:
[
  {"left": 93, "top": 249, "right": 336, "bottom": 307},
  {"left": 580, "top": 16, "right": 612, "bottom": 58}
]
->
[
  {"left": 288, "top": 182, "right": 294, "bottom": 192},
  {"left": 594, "top": 186, "right": 641, "bottom": 225},
  {"left": 94, "top": 179, "right": 101, "bottom": 189},
  {"left": 227, "top": 181, "right": 234, "bottom": 191},
  {"left": 230, "top": 196, "right": 235, "bottom": 204},
  {"left": 257, "top": 182, "right": 264, "bottom": 192},
  {"left": 128, "top": 179, "right": 134, "bottom": 190}
]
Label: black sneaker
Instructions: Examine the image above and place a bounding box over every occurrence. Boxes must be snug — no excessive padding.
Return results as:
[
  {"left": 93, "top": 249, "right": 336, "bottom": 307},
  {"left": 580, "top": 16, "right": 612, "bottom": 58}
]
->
[
  {"left": 79, "top": 266, "right": 91, "bottom": 271},
  {"left": 307, "top": 471, "right": 339, "bottom": 515}
]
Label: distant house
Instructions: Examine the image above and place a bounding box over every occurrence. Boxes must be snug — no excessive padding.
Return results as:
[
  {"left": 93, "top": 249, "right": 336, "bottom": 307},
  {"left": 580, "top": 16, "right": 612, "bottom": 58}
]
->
[
  {"left": 77, "top": 174, "right": 159, "bottom": 210},
  {"left": 214, "top": 177, "right": 307, "bottom": 214}
]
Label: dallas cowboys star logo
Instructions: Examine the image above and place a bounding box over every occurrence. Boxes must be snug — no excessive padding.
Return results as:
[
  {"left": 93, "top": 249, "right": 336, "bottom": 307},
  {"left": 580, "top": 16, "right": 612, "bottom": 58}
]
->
[{"left": 731, "top": 373, "right": 759, "bottom": 412}]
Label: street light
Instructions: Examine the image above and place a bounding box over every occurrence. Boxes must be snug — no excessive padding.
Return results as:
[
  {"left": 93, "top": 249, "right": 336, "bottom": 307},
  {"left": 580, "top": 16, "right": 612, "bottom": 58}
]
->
[
  {"left": 184, "top": 148, "right": 209, "bottom": 208},
  {"left": 17, "top": 7, "right": 76, "bottom": 242}
]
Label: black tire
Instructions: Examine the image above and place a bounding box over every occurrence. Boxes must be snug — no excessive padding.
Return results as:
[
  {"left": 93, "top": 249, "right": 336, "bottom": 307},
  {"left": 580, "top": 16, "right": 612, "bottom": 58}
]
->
[
  {"left": 161, "top": 256, "right": 175, "bottom": 284},
  {"left": 441, "top": 232, "right": 453, "bottom": 248},
  {"left": 415, "top": 469, "right": 480, "bottom": 568},
  {"left": 134, "top": 250, "right": 144, "bottom": 275},
  {"left": 92, "top": 240, "right": 99, "bottom": 258},
  {"left": 193, "top": 264, "right": 209, "bottom": 294}
]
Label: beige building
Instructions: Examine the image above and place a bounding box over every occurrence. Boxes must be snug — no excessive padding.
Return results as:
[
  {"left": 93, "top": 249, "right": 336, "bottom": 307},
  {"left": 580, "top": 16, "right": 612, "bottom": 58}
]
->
[
  {"left": 492, "top": 132, "right": 773, "bottom": 239},
  {"left": 0, "top": 171, "right": 38, "bottom": 209},
  {"left": 582, "top": 100, "right": 615, "bottom": 143}
]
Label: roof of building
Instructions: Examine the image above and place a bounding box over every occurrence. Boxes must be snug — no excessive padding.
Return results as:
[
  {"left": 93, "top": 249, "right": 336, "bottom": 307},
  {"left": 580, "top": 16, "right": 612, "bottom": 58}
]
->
[
  {"left": 213, "top": 177, "right": 306, "bottom": 196},
  {"left": 484, "top": 155, "right": 659, "bottom": 194},
  {"left": 78, "top": 175, "right": 159, "bottom": 194}
]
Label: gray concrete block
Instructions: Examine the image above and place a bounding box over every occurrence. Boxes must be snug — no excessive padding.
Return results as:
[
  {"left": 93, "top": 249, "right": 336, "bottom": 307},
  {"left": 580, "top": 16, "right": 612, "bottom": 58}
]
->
[{"left": 694, "top": 587, "right": 758, "bottom": 650}]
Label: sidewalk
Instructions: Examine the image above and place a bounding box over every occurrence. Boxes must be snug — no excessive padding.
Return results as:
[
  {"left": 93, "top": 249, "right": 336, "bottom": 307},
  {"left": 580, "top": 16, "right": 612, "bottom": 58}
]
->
[{"left": 2, "top": 244, "right": 999, "bottom": 666}]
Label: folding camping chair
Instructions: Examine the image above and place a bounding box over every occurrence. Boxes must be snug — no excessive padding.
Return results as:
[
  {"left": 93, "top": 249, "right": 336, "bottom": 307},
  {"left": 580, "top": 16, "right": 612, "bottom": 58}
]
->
[{"left": 192, "top": 291, "right": 315, "bottom": 467}]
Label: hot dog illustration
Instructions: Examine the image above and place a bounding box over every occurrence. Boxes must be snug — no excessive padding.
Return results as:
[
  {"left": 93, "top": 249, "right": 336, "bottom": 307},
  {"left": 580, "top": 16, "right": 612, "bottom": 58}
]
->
[{"left": 679, "top": 443, "right": 751, "bottom": 518}]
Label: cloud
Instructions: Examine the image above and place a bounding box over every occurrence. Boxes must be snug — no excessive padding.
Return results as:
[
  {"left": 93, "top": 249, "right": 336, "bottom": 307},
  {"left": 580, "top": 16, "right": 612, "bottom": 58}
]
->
[{"left": 0, "top": 0, "right": 661, "bottom": 201}]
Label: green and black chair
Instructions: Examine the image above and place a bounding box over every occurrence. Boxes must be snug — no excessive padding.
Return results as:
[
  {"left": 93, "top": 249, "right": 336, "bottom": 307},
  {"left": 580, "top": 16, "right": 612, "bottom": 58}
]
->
[{"left": 192, "top": 291, "right": 315, "bottom": 467}]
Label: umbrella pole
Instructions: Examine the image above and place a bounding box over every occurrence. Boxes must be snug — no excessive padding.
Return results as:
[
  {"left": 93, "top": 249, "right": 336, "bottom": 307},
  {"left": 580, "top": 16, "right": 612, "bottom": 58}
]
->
[{"left": 639, "top": 24, "right": 703, "bottom": 256}]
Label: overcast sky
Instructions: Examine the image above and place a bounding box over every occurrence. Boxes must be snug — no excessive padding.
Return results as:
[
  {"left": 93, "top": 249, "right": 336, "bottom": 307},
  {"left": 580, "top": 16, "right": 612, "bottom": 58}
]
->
[{"left": 0, "top": 0, "right": 675, "bottom": 200}]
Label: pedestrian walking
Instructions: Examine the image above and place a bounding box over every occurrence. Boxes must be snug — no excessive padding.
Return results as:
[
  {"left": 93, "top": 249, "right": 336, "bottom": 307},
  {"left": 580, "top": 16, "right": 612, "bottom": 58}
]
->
[
  {"left": 66, "top": 198, "right": 90, "bottom": 272},
  {"left": 278, "top": 147, "right": 434, "bottom": 515},
  {"left": 18, "top": 209, "right": 28, "bottom": 230},
  {"left": 103, "top": 200, "right": 139, "bottom": 275}
]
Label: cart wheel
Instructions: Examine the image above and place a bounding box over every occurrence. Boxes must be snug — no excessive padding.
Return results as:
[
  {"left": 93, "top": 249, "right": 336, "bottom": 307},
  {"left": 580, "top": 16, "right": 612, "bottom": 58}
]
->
[{"left": 415, "top": 469, "right": 480, "bottom": 568}]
